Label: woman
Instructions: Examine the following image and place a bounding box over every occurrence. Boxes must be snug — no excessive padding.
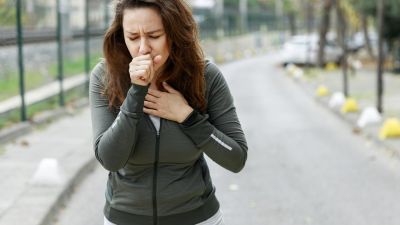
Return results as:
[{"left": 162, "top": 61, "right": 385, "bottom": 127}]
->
[{"left": 89, "top": 0, "right": 248, "bottom": 224}]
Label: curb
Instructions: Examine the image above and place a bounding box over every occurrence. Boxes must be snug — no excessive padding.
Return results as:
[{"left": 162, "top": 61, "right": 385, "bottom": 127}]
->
[
  {"left": 0, "top": 98, "right": 89, "bottom": 145},
  {"left": 322, "top": 99, "right": 400, "bottom": 161},
  {"left": 288, "top": 74, "right": 400, "bottom": 162},
  {"left": 0, "top": 121, "right": 32, "bottom": 145},
  {"left": 0, "top": 97, "right": 98, "bottom": 225},
  {"left": 40, "top": 157, "right": 97, "bottom": 225}
]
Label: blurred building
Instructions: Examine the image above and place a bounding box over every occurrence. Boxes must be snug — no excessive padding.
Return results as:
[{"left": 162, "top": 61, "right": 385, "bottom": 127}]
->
[
  {"left": 188, "top": 0, "right": 215, "bottom": 9},
  {"left": 23, "top": 0, "right": 104, "bottom": 29}
]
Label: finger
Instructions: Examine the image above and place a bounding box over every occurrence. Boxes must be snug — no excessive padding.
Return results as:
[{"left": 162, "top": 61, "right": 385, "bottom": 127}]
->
[
  {"left": 162, "top": 82, "right": 179, "bottom": 94},
  {"left": 143, "top": 107, "right": 160, "bottom": 117},
  {"left": 130, "top": 60, "right": 152, "bottom": 67},
  {"left": 131, "top": 71, "right": 148, "bottom": 81},
  {"left": 145, "top": 94, "right": 158, "bottom": 102},
  {"left": 148, "top": 88, "right": 163, "bottom": 98},
  {"left": 131, "top": 70, "right": 147, "bottom": 77},
  {"left": 144, "top": 100, "right": 158, "bottom": 109},
  {"left": 131, "top": 64, "right": 150, "bottom": 72},
  {"left": 132, "top": 54, "right": 152, "bottom": 61},
  {"left": 153, "top": 55, "right": 162, "bottom": 65}
]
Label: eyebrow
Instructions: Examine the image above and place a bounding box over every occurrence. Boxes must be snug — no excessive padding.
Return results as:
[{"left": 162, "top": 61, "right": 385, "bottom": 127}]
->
[{"left": 126, "top": 29, "right": 164, "bottom": 35}]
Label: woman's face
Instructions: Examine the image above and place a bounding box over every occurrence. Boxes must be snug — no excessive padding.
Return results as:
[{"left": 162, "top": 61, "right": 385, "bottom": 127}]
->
[{"left": 122, "top": 7, "right": 170, "bottom": 71}]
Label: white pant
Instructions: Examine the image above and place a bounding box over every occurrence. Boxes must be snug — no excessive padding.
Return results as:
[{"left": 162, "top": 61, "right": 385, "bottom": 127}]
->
[
  {"left": 104, "top": 216, "right": 116, "bottom": 225},
  {"left": 104, "top": 210, "right": 224, "bottom": 225}
]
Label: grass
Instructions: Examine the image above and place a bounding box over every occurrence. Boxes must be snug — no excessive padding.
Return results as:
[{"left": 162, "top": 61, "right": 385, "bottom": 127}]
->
[
  {"left": 0, "top": 145, "right": 6, "bottom": 156},
  {"left": 0, "top": 51, "right": 100, "bottom": 130},
  {"left": 352, "top": 92, "right": 375, "bottom": 101},
  {"left": 0, "top": 70, "right": 48, "bottom": 101},
  {"left": 48, "top": 53, "right": 103, "bottom": 77},
  {"left": 0, "top": 52, "right": 102, "bottom": 101},
  {"left": 0, "top": 84, "right": 87, "bottom": 130},
  {"left": 303, "top": 67, "right": 322, "bottom": 80},
  {"left": 384, "top": 109, "right": 400, "bottom": 118}
]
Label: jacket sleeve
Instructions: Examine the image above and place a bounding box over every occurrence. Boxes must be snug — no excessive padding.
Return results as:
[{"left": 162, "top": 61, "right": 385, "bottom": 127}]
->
[
  {"left": 179, "top": 63, "right": 248, "bottom": 173},
  {"left": 89, "top": 61, "right": 148, "bottom": 172}
]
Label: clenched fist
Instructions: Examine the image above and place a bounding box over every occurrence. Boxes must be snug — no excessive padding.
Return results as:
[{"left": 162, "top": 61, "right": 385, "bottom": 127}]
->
[{"left": 129, "top": 54, "right": 162, "bottom": 86}]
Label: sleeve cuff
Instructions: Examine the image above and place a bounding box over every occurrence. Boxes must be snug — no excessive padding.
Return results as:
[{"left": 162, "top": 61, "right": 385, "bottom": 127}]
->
[
  {"left": 120, "top": 83, "right": 149, "bottom": 114},
  {"left": 181, "top": 109, "right": 198, "bottom": 126}
]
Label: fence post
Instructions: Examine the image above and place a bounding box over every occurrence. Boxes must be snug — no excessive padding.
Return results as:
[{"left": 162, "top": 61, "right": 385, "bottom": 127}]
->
[
  {"left": 57, "top": 0, "right": 65, "bottom": 106},
  {"left": 104, "top": 0, "right": 110, "bottom": 29},
  {"left": 16, "top": 0, "right": 27, "bottom": 121},
  {"left": 84, "top": 0, "right": 90, "bottom": 92}
]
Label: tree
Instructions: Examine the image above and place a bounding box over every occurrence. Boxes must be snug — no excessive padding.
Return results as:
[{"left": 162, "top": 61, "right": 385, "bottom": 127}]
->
[
  {"left": 0, "top": 0, "right": 17, "bottom": 26},
  {"left": 317, "top": 0, "right": 335, "bottom": 67},
  {"left": 352, "top": 0, "right": 400, "bottom": 55},
  {"left": 336, "top": 0, "right": 349, "bottom": 97},
  {"left": 283, "top": 0, "right": 301, "bottom": 36},
  {"left": 351, "top": 0, "right": 400, "bottom": 111},
  {"left": 377, "top": 0, "right": 385, "bottom": 113}
]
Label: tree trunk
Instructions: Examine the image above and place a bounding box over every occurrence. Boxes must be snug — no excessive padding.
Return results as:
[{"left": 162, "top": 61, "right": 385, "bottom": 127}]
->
[
  {"left": 361, "top": 14, "right": 375, "bottom": 59},
  {"left": 336, "top": 0, "right": 349, "bottom": 97},
  {"left": 318, "top": 0, "right": 334, "bottom": 67},
  {"left": 288, "top": 11, "right": 297, "bottom": 36},
  {"left": 305, "top": 0, "right": 314, "bottom": 66},
  {"left": 376, "top": 0, "right": 385, "bottom": 113}
]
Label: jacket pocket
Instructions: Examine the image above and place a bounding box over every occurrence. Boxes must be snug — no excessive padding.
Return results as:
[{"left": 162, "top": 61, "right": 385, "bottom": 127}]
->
[
  {"left": 156, "top": 161, "right": 207, "bottom": 216},
  {"left": 110, "top": 169, "right": 153, "bottom": 216}
]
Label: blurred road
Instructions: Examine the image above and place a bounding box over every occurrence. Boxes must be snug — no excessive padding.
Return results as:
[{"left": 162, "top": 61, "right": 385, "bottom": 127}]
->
[{"left": 54, "top": 54, "right": 400, "bottom": 225}]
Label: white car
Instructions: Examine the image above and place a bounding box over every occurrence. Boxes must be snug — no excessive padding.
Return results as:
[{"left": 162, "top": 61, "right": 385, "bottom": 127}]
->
[{"left": 279, "top": 35, "right": 343, "bottom": 66}]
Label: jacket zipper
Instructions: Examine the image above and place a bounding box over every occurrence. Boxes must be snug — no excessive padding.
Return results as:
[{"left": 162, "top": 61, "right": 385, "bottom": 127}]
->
[{"left": 147, "top": 116, "right": 162, "bottom": 225}]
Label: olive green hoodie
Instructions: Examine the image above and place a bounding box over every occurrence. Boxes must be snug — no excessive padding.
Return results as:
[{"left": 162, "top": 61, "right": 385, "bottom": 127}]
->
[{"left": 90, "top": 60, "right": 247, "bottom": 225}]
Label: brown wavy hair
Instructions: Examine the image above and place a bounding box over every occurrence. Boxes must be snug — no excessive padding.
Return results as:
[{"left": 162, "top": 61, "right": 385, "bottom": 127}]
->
[{"left": 103, "top": 0, "right": 206, "bottom": 112}]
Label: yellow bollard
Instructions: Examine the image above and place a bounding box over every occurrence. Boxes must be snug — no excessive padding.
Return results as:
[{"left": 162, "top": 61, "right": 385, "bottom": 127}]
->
[
  {"left": 316, "top": 85, "right": 329, "bottom": 97},
  {"left": 341, "top": 98, "right": 359, "bottom": 113},
  {"left": 325, "top": 62, "right": 337, "bottom": 71},
  {"left": 379, "top": 118, "right": 400, "bottom": 139}
]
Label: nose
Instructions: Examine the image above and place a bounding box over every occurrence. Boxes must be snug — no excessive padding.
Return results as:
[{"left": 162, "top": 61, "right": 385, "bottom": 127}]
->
[{"left": 138, "top": 37, "right": 151, "bottom": 55}]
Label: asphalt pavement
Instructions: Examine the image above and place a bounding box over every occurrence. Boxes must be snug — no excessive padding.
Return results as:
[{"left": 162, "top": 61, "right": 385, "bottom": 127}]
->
[{"left": 49, "top": 54, "right": 400, "bottom": 225}]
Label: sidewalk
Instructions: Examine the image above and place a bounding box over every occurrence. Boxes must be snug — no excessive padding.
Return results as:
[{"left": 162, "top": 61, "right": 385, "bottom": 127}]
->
[
  {"left": 287, "top": 66, "right": 400, "bottom": 160},
  {"left": 0, "top": 107, "right": 95, "bottom": 225}
]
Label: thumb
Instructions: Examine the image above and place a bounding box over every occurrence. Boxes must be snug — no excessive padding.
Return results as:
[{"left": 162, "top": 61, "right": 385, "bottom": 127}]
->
[
  {"left": 153, "top": 55, "right": 162, "bottom": 65},
  {"left": 163, "top": 82, "right": 178, "bottom": 94}
]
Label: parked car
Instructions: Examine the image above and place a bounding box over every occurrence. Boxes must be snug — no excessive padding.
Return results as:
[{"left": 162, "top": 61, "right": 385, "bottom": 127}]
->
[{"left": 279, "top": 34, "right": 343, "bottom": 66}]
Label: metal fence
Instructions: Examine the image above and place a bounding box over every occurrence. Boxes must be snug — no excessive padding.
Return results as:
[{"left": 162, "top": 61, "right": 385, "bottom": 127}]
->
[{"left": 0, "top": 0, "right": 109, "bottom": 127}]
